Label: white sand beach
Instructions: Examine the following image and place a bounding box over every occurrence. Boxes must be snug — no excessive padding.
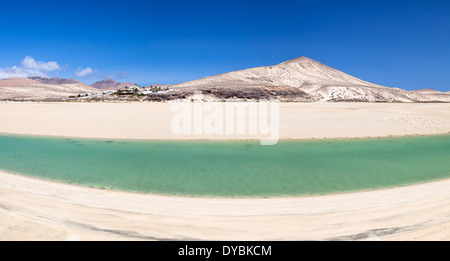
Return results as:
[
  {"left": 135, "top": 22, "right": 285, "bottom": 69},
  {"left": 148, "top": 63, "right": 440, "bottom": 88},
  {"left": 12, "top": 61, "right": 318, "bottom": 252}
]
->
[
  {"left": 0, "top": 102, "right": 449, "bottom": 140},
  {"left": 0, "top": 102, "right": 449, "bottom": 240}
]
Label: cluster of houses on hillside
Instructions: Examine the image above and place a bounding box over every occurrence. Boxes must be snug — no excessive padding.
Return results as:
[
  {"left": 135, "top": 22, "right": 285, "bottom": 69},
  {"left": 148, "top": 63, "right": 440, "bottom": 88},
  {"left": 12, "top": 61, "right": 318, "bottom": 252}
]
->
[
  {"left": 138, "top": 85, "right": 174, "bottom": 95},
  {"left": 71, "top": 85, "right": 173, "bottom": 99}
]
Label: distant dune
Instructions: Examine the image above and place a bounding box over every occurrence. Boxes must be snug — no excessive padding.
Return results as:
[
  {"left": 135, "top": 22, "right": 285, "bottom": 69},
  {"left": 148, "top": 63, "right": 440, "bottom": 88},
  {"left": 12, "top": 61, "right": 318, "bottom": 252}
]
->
[{"left": 171, "top": 57, "right": 450, "bottom": 102}]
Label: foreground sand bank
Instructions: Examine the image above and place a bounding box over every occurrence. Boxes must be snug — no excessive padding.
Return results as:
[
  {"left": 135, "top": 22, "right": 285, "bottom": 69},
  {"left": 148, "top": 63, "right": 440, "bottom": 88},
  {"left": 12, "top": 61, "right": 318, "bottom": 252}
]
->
[
  {"left": 0, "top": 102, "right": 449, "bottom": 140},
  {"left": 1, "top": 170, "right": 449, "bottom": 240}
]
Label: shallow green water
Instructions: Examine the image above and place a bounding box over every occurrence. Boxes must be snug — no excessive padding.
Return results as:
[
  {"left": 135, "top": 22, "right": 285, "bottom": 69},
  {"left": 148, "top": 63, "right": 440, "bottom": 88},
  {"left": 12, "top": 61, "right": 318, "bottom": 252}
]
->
[{"left": 0, "top": 134, "right": 449, "bottom": 197}]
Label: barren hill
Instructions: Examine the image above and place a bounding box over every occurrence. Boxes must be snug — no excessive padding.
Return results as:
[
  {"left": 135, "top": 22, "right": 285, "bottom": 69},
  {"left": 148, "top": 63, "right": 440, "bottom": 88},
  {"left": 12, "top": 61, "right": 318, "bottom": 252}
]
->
[
  {"left": 0, "top": 77, "right": 97, "bottom": 100},
  {"left": 29, "top": 76, "right": 94, "bottom": 90},
  {"left": 29, "top": 76, "right": 85, "bottom": 86},
  {"left": 171, "top": 57, "right": 450, "bottom": 102},
  {"left": 0, "top": 77, "right": 42, "bottom": 87},
  {"left": 412, "top": 88, "right": 443, "bottom": 93},
  {"left": 91, "top": 79, "right": 140, "bottom": 90}
]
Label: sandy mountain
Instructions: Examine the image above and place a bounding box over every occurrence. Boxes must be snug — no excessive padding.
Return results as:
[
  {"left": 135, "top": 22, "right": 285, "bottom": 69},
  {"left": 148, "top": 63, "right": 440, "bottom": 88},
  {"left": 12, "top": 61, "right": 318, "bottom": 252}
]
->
[
  {"left": 171, "top": 57, "right": 450, "bottom": 102},
  {"left": 29, "top": 76, "right": 94, "bottom": 89},
  {"left": 30, "top": 76, "right": 79, "bottom": 85},
  {"left": 91, "top": 79, "right": 140, "bottom": 90},
  {"left": 0, "top": 77, "right": 97, "bottom": 100},
  {"left": 0, "top": 77, "right": 42, "bottom": 87},
  {"left": 412, "top": 88, "right": 443, "bottom": 93}
]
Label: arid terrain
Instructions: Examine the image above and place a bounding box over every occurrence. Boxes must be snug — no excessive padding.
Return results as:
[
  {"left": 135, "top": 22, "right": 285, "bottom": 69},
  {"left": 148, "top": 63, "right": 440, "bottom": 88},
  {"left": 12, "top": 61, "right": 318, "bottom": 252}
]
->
[
  {"left": 170, "top": 57, "right": 450, "bottom": 102},
  {"left": 91, "top": 79, "right": 141, "bottom": 91},
  {"left": 1, "top": 57, "right": 449, "bottom": 102},
  {"left": 0, "top": 77, "right": 97, "bottom": 100}
]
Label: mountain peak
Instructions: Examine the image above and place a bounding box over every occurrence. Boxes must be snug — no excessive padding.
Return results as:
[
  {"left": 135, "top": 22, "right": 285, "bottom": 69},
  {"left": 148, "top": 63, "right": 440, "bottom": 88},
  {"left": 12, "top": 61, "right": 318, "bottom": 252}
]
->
[
  {"left": 28, "top": 76, "right": 81, "bottom": 85},
  {"left": 29, "top": 76, "right": 50, "bottom": 79},
  {"left": 91, "top": 79, "right": 139, "bottom": 90},
  {"left": 280, "top": 56, "right": 317, "bottom": 65},
  {"left": 95, "top": 79, "right": 119, "bottom": 84},
  {"left": 171, "top": 55, "right": 391, "bottom": 99}
]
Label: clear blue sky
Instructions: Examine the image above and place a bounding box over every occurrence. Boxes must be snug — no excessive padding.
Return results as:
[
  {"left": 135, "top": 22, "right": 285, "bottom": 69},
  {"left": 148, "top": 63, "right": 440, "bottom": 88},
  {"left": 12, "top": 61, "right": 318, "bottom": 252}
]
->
[{"left": 0, "top": 0, "right": 449, "bottom": 91}]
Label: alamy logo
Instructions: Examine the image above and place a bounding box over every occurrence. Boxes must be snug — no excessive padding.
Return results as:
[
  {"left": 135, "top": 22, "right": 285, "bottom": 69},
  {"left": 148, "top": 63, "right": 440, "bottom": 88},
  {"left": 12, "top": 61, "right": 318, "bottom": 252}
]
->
[{"left": 171, "top": 92, "right": 279, "bottom": 145}]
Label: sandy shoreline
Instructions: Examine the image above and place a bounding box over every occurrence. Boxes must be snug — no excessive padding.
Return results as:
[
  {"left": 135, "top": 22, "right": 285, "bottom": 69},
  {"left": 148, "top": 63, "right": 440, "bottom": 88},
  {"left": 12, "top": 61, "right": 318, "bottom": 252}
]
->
[
  {"left": 0, "top": 102, "right": 449, "bottom": 240},
  {"left": 1, "top": 170, "right": 449, "bottom": 240}
]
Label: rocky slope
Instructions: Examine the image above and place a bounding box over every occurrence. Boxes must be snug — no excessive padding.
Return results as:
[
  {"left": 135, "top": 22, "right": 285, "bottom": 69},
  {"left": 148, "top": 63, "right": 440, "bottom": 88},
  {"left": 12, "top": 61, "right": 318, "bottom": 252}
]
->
[
  {"left": 91, "top": 79, "right": 140, "bottom": 90},
  {"left": 0, "top": 77, "right": 97, "bottom": 100},
  {"left": 171, "top": 57, "right": 450, "bottom": 102}
]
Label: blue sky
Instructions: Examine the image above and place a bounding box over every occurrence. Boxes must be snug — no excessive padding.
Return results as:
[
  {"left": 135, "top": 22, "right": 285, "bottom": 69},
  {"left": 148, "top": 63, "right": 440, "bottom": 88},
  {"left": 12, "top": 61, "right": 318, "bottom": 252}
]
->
[{"left": 0, "top": 0, "right": 449, "bottom": 91}]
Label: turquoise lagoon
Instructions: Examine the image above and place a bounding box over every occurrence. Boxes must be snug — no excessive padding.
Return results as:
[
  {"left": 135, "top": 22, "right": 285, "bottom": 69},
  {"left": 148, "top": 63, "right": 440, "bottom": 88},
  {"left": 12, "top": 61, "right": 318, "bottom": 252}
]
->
[{"left": 0, "top": 134, "right": 449, "bottom": 197}]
